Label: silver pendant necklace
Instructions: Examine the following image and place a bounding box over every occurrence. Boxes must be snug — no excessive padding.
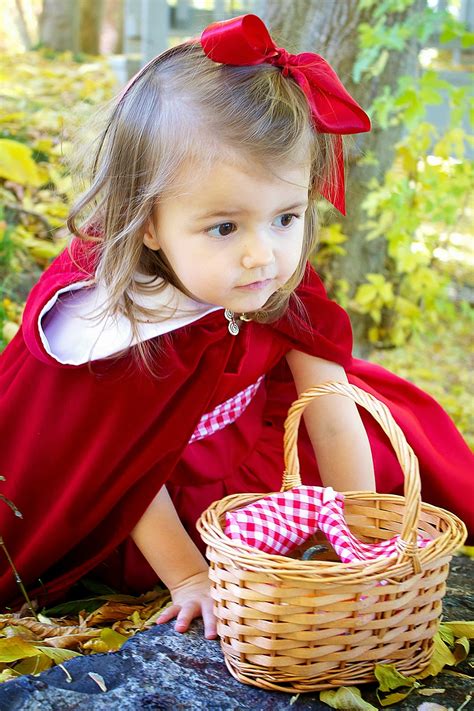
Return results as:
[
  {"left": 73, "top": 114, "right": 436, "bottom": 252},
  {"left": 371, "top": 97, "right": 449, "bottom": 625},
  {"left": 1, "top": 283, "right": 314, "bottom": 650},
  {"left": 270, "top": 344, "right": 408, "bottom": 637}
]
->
[{"left": 224, "top": 309, "right": 252, "bottom": 336}]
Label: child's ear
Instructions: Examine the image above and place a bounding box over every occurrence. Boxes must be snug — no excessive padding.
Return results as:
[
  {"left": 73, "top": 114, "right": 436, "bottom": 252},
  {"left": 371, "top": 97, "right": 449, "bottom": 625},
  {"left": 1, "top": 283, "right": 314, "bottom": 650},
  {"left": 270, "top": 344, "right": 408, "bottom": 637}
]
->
[{"left": 143, "top": 218, "right": 160, "bottom": 251}]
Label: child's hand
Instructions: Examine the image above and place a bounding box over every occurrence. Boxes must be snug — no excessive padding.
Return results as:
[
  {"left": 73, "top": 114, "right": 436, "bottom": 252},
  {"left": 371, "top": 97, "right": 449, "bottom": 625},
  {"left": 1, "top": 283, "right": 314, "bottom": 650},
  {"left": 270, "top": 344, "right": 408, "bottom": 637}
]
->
[{"left": 155, "top": 570, "right": 218, "bottom": 640}]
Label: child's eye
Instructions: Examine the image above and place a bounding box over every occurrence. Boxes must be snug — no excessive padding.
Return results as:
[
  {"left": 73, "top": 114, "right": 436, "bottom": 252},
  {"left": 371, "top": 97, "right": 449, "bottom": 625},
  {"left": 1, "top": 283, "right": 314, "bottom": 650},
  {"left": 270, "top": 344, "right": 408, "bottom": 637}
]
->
[
  {"left": 206, "top": 222, "right": 236, "bottom": 238},
  {"left": 274, "top": 213, "right": 300, "bottom": 228}
]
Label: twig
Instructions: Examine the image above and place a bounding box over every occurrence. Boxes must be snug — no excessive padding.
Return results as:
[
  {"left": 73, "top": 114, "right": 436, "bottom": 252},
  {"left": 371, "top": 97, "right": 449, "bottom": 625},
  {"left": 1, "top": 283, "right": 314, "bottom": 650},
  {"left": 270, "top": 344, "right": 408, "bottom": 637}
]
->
[
  {"left": 0, "top": 537, "right": 38, "bottom": 621},
  {"left": 456, "top": 694, "right": 472, "bottom": 711}
]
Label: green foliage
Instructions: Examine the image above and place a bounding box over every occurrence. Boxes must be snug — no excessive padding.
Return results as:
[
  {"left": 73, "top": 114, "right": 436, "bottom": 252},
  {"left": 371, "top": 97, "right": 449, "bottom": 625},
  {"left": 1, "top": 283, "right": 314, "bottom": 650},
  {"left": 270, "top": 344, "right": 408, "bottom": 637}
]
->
[
  {"left": 369, "top": 307, "right": 474, "bottom": 448},
  {"left": 0, "top": 48, "right": 116, "bottom": 349},
  {"left": 348, "top": 2, "right": 474, "bottom": 349}
]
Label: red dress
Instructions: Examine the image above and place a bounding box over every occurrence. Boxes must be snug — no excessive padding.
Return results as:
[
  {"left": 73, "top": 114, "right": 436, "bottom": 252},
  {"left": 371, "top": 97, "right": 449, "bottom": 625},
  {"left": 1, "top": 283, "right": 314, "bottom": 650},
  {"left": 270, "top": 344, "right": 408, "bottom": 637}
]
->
[{"left": 0, "top": 239, "right": 472, "bottom": 608}]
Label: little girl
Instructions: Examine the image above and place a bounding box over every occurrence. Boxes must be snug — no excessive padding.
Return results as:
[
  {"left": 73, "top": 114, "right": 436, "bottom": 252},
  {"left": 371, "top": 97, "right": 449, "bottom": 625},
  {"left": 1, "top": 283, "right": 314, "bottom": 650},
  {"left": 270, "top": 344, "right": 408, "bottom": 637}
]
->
[{"left": 0, "top": 15, "right": 472, "bottom": 640}]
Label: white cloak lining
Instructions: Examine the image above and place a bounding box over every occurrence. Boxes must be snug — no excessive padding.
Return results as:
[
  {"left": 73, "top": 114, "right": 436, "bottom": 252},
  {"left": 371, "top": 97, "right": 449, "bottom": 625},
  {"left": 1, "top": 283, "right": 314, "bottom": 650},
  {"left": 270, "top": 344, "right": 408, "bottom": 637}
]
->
[{"left": 38, "top": 277, "right": 222, "bottom": 366}]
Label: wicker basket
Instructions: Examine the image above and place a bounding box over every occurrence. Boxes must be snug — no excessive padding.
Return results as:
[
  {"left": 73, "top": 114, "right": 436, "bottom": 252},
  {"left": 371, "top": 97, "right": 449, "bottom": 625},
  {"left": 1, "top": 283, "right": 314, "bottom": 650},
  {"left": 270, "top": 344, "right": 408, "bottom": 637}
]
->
[{"left": 196, "top": 382, "right": 467, "bottom": 693}]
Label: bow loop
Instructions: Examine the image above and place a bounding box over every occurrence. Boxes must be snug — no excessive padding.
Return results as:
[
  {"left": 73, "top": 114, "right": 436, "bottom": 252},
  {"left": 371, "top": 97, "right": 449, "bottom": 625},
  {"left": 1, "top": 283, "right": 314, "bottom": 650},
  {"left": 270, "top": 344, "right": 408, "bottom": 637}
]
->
[{"left": 200, "top": 14, "right": 371, "bottom": 215}]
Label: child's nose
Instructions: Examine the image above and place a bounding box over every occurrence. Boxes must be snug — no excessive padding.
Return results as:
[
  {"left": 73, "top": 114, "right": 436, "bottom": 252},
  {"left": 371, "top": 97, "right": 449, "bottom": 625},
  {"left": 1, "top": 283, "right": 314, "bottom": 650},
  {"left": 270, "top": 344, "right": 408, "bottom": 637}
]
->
[{"left": 241, "top": 234, "right": 275, "bottom": 270}]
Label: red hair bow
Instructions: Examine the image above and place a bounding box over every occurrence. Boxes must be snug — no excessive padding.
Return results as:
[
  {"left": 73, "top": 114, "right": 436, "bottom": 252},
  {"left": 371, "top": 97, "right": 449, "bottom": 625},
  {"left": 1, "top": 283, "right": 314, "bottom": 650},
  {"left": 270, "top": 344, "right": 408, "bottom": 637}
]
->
[{"left": 201, "top": 14, "right": 371, "bottom": 215}]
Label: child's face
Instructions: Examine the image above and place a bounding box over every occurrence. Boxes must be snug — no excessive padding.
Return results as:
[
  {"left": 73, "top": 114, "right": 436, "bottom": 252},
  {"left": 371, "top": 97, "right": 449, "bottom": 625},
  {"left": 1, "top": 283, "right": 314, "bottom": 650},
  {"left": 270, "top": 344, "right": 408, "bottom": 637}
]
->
[{"left": 144, "top": 157, "right": 310, "bottom": 312}]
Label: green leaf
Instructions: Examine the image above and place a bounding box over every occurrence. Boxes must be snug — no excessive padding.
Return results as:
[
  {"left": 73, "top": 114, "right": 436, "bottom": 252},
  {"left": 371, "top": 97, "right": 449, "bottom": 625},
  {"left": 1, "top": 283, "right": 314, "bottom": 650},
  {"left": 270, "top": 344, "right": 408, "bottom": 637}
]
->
[
  {"left": 320, "top": 686, "right": 378, "bottom": 710},
  {"left": 0, "top": 637, "right": 39, "bottom": 663}
]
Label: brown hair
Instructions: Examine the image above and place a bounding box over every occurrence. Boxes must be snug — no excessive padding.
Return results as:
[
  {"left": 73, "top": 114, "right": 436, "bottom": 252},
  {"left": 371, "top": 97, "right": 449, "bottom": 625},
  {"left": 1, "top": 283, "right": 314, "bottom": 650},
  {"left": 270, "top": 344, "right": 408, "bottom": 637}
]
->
[{"left": 66, "top": 40, "right": 341, "bottom": 377}]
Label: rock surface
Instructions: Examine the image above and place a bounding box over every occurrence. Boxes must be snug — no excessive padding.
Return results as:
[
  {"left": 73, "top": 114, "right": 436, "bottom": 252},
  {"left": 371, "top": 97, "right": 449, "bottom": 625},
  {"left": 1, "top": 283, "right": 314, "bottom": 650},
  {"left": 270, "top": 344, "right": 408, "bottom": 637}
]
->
[{"left": 1, "top": 557, "right": 472, "bottom": 711}]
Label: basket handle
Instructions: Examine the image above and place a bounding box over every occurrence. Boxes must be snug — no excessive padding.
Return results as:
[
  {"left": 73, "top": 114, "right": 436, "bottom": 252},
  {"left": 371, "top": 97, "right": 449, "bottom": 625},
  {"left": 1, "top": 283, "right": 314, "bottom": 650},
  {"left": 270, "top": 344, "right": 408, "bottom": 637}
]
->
[{"left": 282, "top": 381, "right": 422, "bottom": 557}]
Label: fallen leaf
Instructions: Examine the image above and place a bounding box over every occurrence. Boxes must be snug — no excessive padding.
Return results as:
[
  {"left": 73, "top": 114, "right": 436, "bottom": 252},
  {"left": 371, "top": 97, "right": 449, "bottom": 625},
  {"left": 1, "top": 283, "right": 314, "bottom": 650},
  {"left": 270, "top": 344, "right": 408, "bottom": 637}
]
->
[
  {"left": 13, "top": 654, "right": 53, "bottom": 676},
  {"left": 0, "top": 637, "right": 39, "bottom": 663},
  {"left": 320, "top": 686, "right": 378, "bottom": 710},
  {"left": 375, "top": 663, "right": 418, "bottom": 692},
  {"left": 441, "top": 621, "right": 474, "bottom": 639},
  {"left": 453, "top": 636, "right": 470, "bottom": 664},
  {"left": 0, "top": 668, "right": 20, "bottom": 682},
  {"left": 416, "top": 633, "right": 457, "bottom": 679},
  {"left": 6, "top": 617, "right": 96, "bottom": 640},
  {"left": 41, "top": 633, "right": 98, "bottom": 649},
  {"left": 457, "top": 545, "right": 474, "bottom": 558},
  {"left": 88, "top": 671, "right": 107, "bottom": 692},
  {"left": 99, "top": 627, "right": 128, "bottom": 651},
  {"left": 417, "top": 688, "right": 446, "bottom": 696},
  {"left": 33, "top": 646, "right": 81, "bottom": 663},
  {"left": 374, "top": 663, "right": 419, "bottom": 706}
]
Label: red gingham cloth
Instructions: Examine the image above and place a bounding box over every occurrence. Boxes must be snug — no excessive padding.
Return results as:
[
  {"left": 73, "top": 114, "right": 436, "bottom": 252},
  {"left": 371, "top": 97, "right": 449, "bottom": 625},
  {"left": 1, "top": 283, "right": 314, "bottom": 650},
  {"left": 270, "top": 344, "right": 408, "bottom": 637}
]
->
[
  {"left": 224, "top": 485, "right": 430, "bottom": 563},
  {"left": 189, "top": 376, "right": 264, "bottom": 444}
]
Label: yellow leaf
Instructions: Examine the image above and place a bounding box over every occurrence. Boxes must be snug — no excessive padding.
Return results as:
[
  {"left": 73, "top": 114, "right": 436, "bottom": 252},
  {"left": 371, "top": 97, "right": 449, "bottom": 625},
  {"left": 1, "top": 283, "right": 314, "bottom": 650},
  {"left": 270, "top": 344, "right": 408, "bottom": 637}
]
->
[
  {"left": 13, "top": 654, "right": 53, "bottom": 676},
  {"left": 99, "top": 627, "right": 128, "bottom": 651},
  {"left": 375, "top": 663, "right": 419, "bottom": 706},
  {"left": 34, "top": 646, "right": 81, "bottom": 663},
  {"left": 453, "top": 636, "right": 470, "bottom": 664},
  {"left": 2, "top": 322, "right": 20, "bottom": 343},
  {"left": 457, "top": 546, "right": 474, "bottom": 558},
  {"left": 320, "top": 686, "right": 377, "bottom": 710},
  {"left": 0, "top": 668, "right": 20, "bottom": 682},
  {"left": 0, "top": 139, "right": 42, "bottom": 186},
  {"left": 442, "top": 621, "right": 474, "bottom": 639},
  {"left": 417, "top": 688, "right": 446, "bottom": 695},
  {"left": 375, "top": 664, "right": 417, "bottom": 692},
  {"left": 29, "top": 242, "right": 63, "bottom": 262},
  {"left": 0, "top": 637, "right": 39, "bottom": 663},
  {"left": 416, "top": 633, "right": 457, "bottom": 679}
]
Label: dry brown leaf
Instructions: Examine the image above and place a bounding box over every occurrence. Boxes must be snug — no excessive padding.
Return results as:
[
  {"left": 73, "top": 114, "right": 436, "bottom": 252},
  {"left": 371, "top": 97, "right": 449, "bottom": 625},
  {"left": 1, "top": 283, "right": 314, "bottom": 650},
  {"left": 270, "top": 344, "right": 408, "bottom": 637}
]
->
[
  {"left": 111, "top": 620, "right": 137, "bottom": 635},
  {"left": 1, "top": 625, "right": 37, "bottom": 641},
  {"left": 41, "top": 632, "right": 99, "bottom": 649},
  {"left": 7, "top": 618, "right": 98, "bottom": 639},
  {"left": 84, "top": 602, "right": 140, "bottom": 626}
]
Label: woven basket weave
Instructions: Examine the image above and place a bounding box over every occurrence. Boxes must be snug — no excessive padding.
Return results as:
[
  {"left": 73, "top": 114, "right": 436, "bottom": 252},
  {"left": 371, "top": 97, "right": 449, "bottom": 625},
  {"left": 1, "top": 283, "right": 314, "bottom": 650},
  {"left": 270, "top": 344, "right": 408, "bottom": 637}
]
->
[{"left": 196, "top": 382, "right": 467, "bottom": 693}]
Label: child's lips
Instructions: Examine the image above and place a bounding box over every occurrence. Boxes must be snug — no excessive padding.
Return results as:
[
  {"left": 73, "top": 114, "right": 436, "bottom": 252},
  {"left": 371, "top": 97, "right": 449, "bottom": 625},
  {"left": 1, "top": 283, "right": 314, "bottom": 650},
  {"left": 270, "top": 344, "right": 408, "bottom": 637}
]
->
[{"left": 236, "top": 278, "right": 274, "bottom": 291}]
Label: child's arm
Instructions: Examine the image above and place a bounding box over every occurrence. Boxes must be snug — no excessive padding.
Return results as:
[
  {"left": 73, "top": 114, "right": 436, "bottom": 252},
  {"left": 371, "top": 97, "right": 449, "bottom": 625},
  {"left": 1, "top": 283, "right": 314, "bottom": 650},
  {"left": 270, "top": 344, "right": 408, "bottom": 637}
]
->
[
  {"left": 130, "top": 485, "right": 217, "bottom": 639},
  {"left": 286, "top": 350, "right": 376, "bottom": 491}
]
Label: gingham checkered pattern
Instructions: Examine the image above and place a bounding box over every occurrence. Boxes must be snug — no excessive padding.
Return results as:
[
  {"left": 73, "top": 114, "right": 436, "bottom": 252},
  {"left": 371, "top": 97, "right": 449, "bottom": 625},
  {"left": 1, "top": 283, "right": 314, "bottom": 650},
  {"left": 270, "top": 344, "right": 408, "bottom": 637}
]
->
[
  {"left": 189, "top": 376, "right": 265, "bottom": 444},
  {"left": 225, "top": 485, "right": 430, "bottom": 563}
]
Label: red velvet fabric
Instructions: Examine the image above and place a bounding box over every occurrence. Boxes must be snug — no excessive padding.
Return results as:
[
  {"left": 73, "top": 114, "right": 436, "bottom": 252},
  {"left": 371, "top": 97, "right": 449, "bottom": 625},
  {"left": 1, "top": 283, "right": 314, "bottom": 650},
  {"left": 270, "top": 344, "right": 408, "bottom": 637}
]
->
[{"left": 0, "top": 240, "right": 472, "bottom": 608}]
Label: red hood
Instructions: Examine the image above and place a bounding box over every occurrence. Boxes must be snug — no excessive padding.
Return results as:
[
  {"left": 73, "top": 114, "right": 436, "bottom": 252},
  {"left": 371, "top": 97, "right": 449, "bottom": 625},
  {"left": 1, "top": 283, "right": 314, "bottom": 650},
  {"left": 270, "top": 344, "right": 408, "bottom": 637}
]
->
[{"left": 22, "top": 238, "right": 99, "bottom": 367}]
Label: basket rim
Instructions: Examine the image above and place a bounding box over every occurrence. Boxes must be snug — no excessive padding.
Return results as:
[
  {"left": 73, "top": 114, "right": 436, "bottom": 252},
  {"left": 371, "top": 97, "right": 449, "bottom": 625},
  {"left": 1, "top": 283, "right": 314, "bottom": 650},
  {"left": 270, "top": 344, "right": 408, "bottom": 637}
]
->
[{"left": 197, "top": 488, "right": 467, "bottom": 581}]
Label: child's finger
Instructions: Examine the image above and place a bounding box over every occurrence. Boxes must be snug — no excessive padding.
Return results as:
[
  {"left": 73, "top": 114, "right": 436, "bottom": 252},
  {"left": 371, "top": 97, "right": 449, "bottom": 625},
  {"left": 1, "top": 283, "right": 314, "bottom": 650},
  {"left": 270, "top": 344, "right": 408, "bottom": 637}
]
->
[
  {"left": 155, "top": 604, "right": 180, "bottom": 624},
  {"left": 174, "top": 602, "right": 200, "bottom": 633},
  {"left": 201, "top": 600, "right": 218, "bottom": 640}
]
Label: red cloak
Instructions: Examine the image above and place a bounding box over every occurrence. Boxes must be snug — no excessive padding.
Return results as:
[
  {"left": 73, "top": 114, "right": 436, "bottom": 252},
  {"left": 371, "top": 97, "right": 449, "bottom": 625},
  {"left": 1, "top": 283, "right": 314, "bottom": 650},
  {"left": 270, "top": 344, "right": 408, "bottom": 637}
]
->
[{"left": 0, "top": 239, "right": 472, "bottom": 607}]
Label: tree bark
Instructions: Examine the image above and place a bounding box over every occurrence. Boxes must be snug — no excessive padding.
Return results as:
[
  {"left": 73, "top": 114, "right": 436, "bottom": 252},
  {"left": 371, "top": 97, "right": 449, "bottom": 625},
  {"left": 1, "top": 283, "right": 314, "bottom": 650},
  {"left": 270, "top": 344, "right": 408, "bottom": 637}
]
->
[
  {"left": 261, "top": 0, "right": 424, "bottom": 355},
  {"left": 79, "top": 0, "right": 104, "bottom": 54},
  {"left": 39, "top": 0, "right": 80, "bottom": 52}
]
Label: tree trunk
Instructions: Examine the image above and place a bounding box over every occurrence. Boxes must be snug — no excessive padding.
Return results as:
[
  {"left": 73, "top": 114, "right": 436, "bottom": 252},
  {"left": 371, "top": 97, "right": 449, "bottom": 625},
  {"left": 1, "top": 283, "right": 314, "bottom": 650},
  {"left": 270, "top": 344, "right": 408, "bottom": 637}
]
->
[
  {"left": 39, "top": 0, "right": 80, "bottom": 52},
  {"left": 79, "top": 0, "right": 104, "bottom": 54},
  {"left": 261, "top": 0, "right": 424, "bottom": 355}
]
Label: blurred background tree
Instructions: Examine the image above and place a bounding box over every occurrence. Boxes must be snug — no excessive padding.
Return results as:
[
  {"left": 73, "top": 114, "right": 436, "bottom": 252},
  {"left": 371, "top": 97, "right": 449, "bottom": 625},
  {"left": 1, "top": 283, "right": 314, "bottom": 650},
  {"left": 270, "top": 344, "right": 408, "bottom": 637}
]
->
[{"left": 0, "top": 0, "right": 472, "bottom": 442}]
